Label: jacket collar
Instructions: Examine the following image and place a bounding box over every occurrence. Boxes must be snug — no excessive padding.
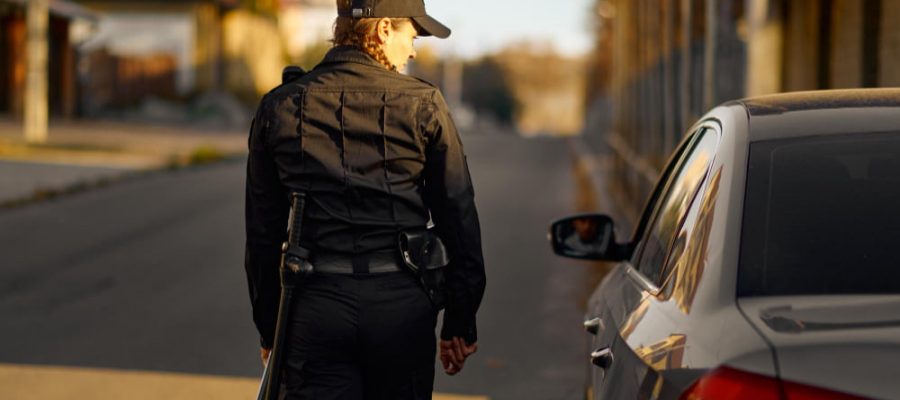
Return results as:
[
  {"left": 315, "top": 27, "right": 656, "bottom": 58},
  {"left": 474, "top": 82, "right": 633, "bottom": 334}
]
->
[{"left": 318, "top": 46, "right": 387, "bottom": 70}]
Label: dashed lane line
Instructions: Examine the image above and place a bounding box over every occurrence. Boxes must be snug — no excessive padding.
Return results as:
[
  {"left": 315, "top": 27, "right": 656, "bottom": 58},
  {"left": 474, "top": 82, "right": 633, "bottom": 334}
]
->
[{"left": 0, "top": 364, "right": 488, "bottom": 400}]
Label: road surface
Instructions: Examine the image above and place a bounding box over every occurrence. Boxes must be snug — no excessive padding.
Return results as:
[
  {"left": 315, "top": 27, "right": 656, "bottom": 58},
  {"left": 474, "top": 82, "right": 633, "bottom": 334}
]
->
[{"left": 0, "top": 133, "right": 606, "bottom": 399}]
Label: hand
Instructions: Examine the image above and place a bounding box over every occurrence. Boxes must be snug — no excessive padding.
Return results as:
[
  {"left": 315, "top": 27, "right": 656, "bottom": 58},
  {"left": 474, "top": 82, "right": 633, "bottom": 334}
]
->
[
  {"left": 260, "top": 347, "right": 271, "bottom": 368},
  {"left": 439, "top": 337, "right": 478, "bottom": 375}
]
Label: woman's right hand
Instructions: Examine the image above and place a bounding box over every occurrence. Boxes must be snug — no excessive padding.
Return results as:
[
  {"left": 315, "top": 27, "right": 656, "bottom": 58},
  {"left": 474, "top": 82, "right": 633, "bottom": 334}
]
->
[{"left": 439, "top": 337, "right": 478, "bottom": 375}]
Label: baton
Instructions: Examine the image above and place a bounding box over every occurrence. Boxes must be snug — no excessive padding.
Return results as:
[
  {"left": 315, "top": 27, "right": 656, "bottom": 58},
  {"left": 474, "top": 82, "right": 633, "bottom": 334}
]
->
[{"left": 258, "top": 192, "right": 313, "bottom": 400}]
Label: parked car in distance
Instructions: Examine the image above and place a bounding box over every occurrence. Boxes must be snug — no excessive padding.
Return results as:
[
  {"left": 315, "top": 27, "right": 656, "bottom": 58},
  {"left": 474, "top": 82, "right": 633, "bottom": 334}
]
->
[{"left": 550, "top": 89, "right": 900, "bottom": 400}]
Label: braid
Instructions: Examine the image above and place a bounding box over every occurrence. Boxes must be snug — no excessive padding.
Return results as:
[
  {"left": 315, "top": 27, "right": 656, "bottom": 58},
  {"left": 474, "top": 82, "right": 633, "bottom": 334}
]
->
[
  {"left": 362, "top": 35, "right": 397, "bottom": 71},
  {"left": 332, "top": 4, "right": 407, "bottom": 71}
]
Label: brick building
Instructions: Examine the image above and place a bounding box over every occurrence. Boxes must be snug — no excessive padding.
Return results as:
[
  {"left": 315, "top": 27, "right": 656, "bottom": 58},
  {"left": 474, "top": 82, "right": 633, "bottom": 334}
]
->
[{"left": 0, "top": 0, "right": 95, "bottom": 119}]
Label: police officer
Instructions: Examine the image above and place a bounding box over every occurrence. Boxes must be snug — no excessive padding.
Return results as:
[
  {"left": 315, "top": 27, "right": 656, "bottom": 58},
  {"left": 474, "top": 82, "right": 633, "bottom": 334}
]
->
[{"left": 244, "top": 0, "right": 486, "bottom": 398}]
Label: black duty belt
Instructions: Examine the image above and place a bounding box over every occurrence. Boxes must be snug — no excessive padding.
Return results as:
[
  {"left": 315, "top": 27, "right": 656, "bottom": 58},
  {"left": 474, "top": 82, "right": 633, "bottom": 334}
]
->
[{"left": 312, "top": 250, "right": 403, "bottom": 274}]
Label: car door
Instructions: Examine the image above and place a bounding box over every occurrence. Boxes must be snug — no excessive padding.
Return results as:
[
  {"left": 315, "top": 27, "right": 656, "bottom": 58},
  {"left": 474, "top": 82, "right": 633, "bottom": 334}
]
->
[
  {"left": 590, "top": 124, "right": 720, "bottom": 399},
  {"left": 583, "top": 131, "right": 695, "bottom": 398}
]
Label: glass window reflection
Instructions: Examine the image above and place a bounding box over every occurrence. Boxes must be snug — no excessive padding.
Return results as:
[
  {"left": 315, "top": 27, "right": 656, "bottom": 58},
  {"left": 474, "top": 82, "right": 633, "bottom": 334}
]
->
[{"left": 636, "top": 129, "right": 719, "bottom": 284}]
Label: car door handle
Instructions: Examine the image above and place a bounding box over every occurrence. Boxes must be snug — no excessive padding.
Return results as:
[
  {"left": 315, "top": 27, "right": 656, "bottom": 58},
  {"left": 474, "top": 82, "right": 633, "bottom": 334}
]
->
[
  {"left": 584, "top": 317, "right": 604, "bottom": 335},
  {"left": 591, "top": 347, "right": 614, "bottom": 369}
]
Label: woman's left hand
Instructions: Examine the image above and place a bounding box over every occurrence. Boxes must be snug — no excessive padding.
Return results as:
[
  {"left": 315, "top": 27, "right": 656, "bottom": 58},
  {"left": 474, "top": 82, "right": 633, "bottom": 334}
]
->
[{"left": 260, "top": 347, "right": 271, "bottom": 368}]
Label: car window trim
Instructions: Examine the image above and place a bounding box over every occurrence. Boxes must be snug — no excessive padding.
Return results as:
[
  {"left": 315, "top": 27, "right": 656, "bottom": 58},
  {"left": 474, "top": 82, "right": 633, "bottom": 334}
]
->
[
  {"left": 628, "top": 131, "right": 700, "bottom": 258},
  {"left": 625, "top": 260, "right": 660, "bottom": 294}
]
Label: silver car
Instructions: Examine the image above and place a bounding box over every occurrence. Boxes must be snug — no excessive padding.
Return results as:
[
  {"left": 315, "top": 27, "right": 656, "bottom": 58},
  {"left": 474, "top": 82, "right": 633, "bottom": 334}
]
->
[{"left": 550, "top": 89, "right": 900, "bottom": 400}]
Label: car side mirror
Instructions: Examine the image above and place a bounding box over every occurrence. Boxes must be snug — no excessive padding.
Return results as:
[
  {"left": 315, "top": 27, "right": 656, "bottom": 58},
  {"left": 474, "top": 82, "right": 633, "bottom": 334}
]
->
[{"left": 549, "top": 214, "right": 625, "bottom": 261}]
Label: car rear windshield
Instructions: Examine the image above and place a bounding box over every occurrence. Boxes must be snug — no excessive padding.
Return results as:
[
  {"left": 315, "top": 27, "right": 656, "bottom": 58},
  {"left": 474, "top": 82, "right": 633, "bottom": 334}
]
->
[{"left": 738, "top": 132, "right": 900, "bottom": 296}]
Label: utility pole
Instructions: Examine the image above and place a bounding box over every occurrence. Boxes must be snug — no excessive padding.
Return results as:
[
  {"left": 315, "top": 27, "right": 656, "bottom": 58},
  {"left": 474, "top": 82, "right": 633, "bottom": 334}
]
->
[{"left": 25, "top": 0, "right": 49, "bottom": 144}]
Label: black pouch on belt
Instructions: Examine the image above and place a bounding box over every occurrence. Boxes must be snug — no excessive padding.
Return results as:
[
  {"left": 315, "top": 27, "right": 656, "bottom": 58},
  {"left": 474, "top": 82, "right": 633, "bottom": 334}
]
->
[{"left": 398, "top": 229, "right": 449, "bottom": 310}]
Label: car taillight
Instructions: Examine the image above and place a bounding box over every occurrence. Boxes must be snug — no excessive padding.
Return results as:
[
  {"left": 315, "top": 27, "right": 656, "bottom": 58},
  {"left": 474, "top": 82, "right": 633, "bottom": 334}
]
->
[
  {"left": 680, "top": 366, "right": 781, "bottom": 400},
  {"left": 680, "top": 366, "right": 868, "bottom": 400}
]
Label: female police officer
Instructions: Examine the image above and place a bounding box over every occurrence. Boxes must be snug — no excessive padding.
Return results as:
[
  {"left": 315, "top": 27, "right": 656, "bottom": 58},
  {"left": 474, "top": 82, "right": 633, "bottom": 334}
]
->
[{"left": 244, "top": 0, "right": 486, "bottom": 398}]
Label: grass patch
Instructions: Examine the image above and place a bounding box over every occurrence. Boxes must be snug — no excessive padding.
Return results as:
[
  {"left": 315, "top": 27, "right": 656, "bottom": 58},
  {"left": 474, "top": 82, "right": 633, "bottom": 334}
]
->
[
  {"left": 27, "top": 142, "right": 126, "bottom": 153},
  {"left": 187, "top": 146, "right": 225, "bottom": 165},
  {"left": 0, "top": 141, "right": 125, "bottom": 154},
  {"left": 164, "top": 146, "right": 226, "bottom": 169}
]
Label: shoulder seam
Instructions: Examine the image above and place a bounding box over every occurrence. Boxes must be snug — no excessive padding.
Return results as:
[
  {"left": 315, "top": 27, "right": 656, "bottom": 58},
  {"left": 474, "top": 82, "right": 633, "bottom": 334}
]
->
[{"left": 411, "top": 76, "right": 438, "bottom": 88}]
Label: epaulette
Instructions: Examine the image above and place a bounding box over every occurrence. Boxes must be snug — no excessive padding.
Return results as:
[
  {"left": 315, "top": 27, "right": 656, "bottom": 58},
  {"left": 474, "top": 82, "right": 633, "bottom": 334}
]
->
[
  {"left": 282, "top": 66, "right": 307, "bottom": 84},
  {"left": 258, "top": 66, "right": 307, "bottom": 105}
]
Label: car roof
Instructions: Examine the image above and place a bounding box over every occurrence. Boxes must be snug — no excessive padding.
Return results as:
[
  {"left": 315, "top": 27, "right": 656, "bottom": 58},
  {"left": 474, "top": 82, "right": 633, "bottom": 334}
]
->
[{"left": 735, "top": 88, "right": 900, "bottom": 142}]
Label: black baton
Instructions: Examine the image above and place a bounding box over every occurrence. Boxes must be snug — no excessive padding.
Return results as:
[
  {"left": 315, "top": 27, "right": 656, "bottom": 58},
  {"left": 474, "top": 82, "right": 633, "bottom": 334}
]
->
[{"left": 258, "top": 192, "right": 313, "bottom": 400}]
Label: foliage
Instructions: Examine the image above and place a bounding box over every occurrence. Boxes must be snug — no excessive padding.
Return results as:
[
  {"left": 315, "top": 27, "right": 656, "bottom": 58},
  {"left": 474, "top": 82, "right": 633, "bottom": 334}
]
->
[
  {"left": 295, "top": 41, "right": 333, "bottom": 71},
  {"left": 235, "top": 0, "right": 280, "bottom": 18},
  {"left": 408, "top": 45, "right": 442, "bottom": 85},
  {"left": 462, "top": 58, "right": 517, "bottom": 124}
]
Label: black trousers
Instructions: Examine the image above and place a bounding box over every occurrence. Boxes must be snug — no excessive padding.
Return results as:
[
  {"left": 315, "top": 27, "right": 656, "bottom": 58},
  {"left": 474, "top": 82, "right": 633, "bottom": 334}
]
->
[{"left": 283, "top": 271, "right": 438, "bottom": 400}]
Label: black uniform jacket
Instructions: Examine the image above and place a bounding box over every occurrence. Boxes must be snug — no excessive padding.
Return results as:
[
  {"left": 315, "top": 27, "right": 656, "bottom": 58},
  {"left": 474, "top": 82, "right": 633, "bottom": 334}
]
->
[{"left": 245, "top": 46, "right": 486, "bottom": 349}]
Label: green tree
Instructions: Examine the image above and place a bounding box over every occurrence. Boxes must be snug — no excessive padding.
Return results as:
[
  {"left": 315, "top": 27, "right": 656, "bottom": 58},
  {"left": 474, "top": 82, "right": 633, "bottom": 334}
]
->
[{"left": 462, "top": 58, "right": 517, "bottom": 124}]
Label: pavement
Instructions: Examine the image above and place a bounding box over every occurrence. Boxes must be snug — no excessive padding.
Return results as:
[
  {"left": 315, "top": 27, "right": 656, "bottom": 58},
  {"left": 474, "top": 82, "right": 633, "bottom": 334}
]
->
[
  {"left": 0, "top": 118, "right": 247, "bottom": 208},
  {"left": 0, "top": 364, "right": 486, "bottom": 400},
  {"left": 0, "top": 161, "right": 127, "bottom": 205},
  {"left": 566, "top": 135, "right": 634, "bottom": 237},
  {"left": 0, "top": 129, "right": 609, "bottom": 399},
  {"left": 0, "top": 114, "right": 633, "bottom": 399}
]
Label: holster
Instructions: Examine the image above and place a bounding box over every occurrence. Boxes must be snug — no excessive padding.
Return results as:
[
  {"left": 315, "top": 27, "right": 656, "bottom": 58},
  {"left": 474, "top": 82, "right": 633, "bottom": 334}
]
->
[{"left": 398, "top": 229, "right": 449, "bottom": 310}]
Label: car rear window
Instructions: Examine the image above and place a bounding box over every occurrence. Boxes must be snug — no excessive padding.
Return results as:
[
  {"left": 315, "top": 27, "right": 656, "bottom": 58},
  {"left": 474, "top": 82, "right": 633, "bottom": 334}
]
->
[{"left": 738, "top": 132, "right": 900, "bottom": 296}]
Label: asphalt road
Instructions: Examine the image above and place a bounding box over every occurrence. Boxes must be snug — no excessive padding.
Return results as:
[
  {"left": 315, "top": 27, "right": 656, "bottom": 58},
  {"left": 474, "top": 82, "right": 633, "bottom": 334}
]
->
[{"left": 0, "top": 133, "right": 603, "bottom": 399}]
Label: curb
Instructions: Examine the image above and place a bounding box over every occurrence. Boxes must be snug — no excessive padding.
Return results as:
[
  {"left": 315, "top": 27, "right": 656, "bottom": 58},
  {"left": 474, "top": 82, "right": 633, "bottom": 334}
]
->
[
  {"left": 566, "top": 135, "right": 635, "bottom": 238},
  {"left": 0, "top": 154, "right": 245, "bottom": 212}
]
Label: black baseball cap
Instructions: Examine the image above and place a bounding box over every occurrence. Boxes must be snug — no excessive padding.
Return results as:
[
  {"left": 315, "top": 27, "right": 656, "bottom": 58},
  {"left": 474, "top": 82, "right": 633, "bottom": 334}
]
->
[{"left": 338, "top": 0, "right": 451, "bottom": 39}]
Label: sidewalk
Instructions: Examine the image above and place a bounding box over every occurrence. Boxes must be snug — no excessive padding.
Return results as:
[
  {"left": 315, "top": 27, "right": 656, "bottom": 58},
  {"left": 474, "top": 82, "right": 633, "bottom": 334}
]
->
[
  {"left": 0, "top": 363, "right": 488, "bottom": 400},
  {"left": 566, "top": 135, "right": 635, "bottom": 237},
  {"left": 0, "top": 118, "right": 248, "bottom": 208}
]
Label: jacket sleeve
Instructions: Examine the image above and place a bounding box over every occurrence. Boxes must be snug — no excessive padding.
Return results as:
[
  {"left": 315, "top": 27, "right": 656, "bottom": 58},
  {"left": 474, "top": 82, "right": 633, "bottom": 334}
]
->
[
  {"left": 420, "top": 91, "right": 487, "bottom": 344},
  {"left": 244, "top": 98, "right": 288, "bottom": 349}
]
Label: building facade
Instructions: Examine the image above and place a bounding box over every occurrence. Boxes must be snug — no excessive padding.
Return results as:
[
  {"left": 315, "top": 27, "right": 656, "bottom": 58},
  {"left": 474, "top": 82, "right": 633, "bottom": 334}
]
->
[
  {"left": 588, "top": 0, "right": 900, "bottom": 219},
  {"left": 0, "top": 0, "right": 95, "bottom": 119}
]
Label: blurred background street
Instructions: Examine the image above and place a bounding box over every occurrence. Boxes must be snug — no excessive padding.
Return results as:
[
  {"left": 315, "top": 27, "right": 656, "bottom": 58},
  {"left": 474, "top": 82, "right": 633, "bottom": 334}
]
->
[
  {"left": 0, "top": 129, "right": 612, "bottom": 399},
  {"left": 1, "top": 0, "right": 899, "bottom": 398}
]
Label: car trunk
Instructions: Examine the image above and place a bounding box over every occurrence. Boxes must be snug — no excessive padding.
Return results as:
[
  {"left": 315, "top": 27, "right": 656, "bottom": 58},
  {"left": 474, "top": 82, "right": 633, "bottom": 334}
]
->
[{"left": 738, "top": 295, "right": 900, "bottom": 399}]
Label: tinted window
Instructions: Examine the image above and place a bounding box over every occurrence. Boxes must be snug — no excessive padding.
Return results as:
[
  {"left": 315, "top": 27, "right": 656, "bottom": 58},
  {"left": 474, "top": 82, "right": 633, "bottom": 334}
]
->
[
  {"left": 739, "top": 132, "right": 900, "bottom": 296},
  {"left": 629, "top": 131, "right": 696, "bottom": 245},
  {"left": 636, "top": 128, "right": 718, "bottom": 284}
]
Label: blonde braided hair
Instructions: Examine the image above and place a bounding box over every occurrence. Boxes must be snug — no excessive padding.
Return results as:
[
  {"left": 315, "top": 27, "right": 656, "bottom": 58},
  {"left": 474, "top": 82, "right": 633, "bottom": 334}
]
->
[{"left": 332, "top": 0, "right": 410, "bottom": 71}]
